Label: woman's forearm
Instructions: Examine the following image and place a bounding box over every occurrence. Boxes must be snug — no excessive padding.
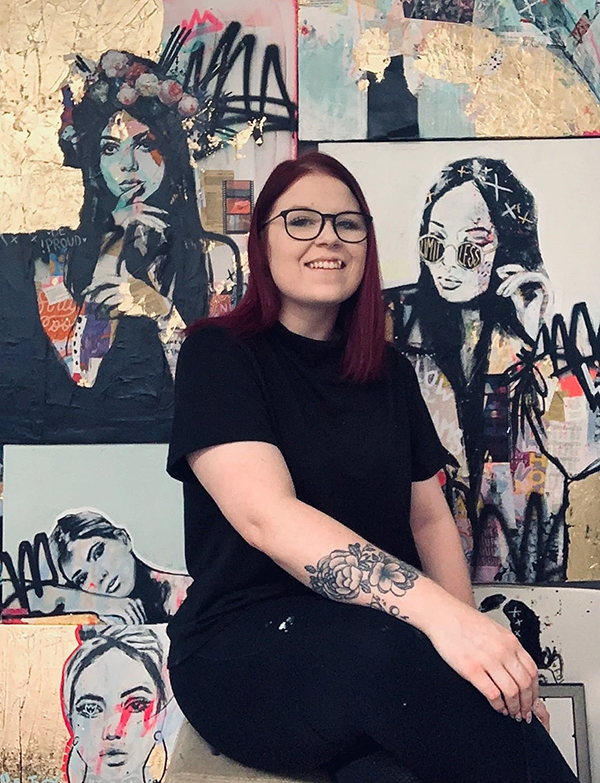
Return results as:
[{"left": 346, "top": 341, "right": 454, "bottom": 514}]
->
[
  {"left": 255, "top": 496, "right": 457, "bottom": 634},
  {"left": 409, "top": 476, "right": 475, "bottom": 607}
]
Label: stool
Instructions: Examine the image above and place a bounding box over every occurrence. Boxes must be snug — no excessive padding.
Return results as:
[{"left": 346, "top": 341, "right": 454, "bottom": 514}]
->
[{"left": 164, "top": 720, "right": 332, "bottom": 783}]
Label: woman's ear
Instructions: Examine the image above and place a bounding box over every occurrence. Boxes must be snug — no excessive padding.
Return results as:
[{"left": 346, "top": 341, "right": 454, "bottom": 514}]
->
[{"left": 115, "top": 528, "right": 133, "bottom": 550}]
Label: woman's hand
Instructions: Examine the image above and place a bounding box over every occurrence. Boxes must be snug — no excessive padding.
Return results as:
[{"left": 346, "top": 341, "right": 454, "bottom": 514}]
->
[
  {"left": 82, "top": 252, "right": 172, "bottom": 319},
  {"left": 425, "top": 596, "right": 539, "bottom": 722},
  {"left": 496, "top": 264, "right": 553, "bottom": 339}
]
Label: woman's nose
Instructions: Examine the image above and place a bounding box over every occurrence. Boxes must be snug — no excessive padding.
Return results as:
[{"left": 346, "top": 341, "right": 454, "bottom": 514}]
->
[
  {"left": 315, "top": 217, "right": 340, "bottom": 246},
  {"left": 120, "top": 143, "right": 139, "bottom": 172},
  {"left": 102, "top": 711, "right": 125, "bottom": 740},
  {"left": 440, "top": 244, "right": 459, "bottom": 269}
]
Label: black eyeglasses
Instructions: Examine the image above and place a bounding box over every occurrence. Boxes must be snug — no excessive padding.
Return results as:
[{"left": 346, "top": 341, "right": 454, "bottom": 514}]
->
[
  {"left": 418, "top": 234, "right": 497, "bottom": 270},
  {"left": 262, "top": 209, "right": 372, "bottom": 243}
]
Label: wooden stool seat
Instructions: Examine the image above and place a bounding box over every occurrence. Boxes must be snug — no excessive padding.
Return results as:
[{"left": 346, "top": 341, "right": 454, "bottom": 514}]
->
[{"left": 164, "top": 720, "right": 331, "bottom": 783}]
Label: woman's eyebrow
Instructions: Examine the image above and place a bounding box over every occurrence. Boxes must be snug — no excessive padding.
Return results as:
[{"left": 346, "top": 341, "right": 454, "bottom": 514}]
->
[
  {"left": 100, "top": 134, "right": 121, "bottom": 142},
  {"left": 429, "top": 219, "right": 445, "bottom": 229},
  {"left": 121, "top": 685, "right": 153, "bottom": 698}
]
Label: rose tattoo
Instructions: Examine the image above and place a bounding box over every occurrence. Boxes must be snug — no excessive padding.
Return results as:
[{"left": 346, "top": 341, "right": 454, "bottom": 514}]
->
[{"left": 305, "top": 543, "right": 419, "bottom": 610}]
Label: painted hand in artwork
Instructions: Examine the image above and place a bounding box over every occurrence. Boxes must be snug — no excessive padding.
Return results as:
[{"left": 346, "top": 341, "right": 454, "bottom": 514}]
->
[
  {"left": 82, "top": 251, "right": 172, "bottom": 320},
  {"left": 496, "top": 264, "right": 553, "bottom": 340},
  {"left": 113, "top": 197, "right": 169, "bottom": 234},
  {"left": 26, "top": 585, "right": 147, "bottom": 623}
]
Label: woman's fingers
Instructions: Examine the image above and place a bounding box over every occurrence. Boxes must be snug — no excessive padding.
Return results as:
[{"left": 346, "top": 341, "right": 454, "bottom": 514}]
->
[
  {"left": 502, "top": 655, "right": 537, "bottom": 721},
  {"left": 533, "top": 698, "right": 551, "bottom": 733},
  {"left": 496, "top": 263, "right": 526, "bottom": 278},
  {"left": 469, "top": 668, "right": 508, "bottom": 716},
  {"left": 484, "top": 663, "right": 523, "bottom": 718}
]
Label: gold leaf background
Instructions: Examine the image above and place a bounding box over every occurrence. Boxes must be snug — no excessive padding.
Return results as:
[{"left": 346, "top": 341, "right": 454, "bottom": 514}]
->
[{"left": 0, "top": 0, "right": 163, "bottom": 233}]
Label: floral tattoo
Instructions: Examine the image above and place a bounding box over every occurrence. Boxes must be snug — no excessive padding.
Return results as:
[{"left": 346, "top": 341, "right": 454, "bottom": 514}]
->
[{"left": 305, "top": 543, "right": 419, "bottom": 614}]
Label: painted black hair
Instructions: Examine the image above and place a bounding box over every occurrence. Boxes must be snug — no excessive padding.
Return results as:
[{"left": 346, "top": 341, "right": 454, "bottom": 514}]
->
[{"left": 60, "top": 54, "right": 209, "bottom": 325}]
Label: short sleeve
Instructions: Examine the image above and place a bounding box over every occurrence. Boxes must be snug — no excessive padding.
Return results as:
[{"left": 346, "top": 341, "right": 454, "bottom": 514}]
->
[
  {"left": 167, "top": 326, "right": 278, "bottom": 483},
  {"left": 394, "top": 352, "right": 451, "bottom": 482}
]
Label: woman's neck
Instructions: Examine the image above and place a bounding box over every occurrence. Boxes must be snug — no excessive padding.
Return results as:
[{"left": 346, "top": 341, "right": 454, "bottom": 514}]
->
[{"left": 278, "top": 302, "right": 339, "bottom": 341}]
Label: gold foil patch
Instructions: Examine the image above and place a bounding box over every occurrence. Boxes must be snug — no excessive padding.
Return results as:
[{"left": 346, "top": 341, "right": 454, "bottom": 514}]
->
[
  {"left": 0, "top": 0, "right": 163, "bottom": 233},
  {"left": 353, "top": 27, "right": 391, "bottom": 83}
]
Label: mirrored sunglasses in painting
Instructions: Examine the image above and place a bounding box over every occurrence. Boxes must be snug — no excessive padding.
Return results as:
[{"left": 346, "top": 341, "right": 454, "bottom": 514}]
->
[
  {"left": 418, "top": 234, "right": 497, "bottom": 270},
  {"left": 262, "top": 209, "right": 372, "bottom": 243}
]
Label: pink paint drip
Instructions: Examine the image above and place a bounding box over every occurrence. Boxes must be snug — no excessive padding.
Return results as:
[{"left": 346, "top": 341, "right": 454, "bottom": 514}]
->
[{"left": 142, "top": 700, "right": 157, "bottom": 736}]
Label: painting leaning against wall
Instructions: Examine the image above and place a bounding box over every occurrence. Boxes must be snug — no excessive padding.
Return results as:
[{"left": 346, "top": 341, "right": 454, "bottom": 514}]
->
[
  {"left": 322, "top": 138, "right": 600, "bottom": 584},
  {"left": 0, "top": 1, "right": 297, "bottom": 445},
  {"left": 0, "top": 623, "right": 184, "bottom": 783}
]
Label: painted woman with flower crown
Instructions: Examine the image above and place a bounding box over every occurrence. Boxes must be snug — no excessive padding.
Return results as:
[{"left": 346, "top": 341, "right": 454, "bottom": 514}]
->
[{"left": 27, "top": 50, "right": 239, "bottom": 442}]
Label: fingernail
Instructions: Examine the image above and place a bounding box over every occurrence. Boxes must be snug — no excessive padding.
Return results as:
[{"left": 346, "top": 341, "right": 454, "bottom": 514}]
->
[
  {"left": 515, "top": 715, "right": 522, "bottom": 722},
  {"left": 502, "top": 709, "right": 509, "bottom": 716},
  {"left": 526, "top": 712, "right": 532, "bottom": 724}
]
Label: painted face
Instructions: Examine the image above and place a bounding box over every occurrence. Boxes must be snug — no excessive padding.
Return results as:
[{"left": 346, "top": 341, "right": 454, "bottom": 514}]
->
[
  {"left": 61, "top": 534, "right": 136, "bottom": 598},
  {"left": 422, "top": 181, "right": 498, "bottom": 304},
  {"left": 70, "top": 647, "right": 161, "bottom": 781},
  {"left": 99, "top": 111, "right": 165, "bottom": 203},
  {"left": 265, "top": 172, "right": 367, "bottom": 323}
]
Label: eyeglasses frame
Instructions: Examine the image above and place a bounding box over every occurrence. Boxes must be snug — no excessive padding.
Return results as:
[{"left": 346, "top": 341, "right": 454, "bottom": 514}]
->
[{"left": 261, "top": 208, "right": 373, "bottom": 244}]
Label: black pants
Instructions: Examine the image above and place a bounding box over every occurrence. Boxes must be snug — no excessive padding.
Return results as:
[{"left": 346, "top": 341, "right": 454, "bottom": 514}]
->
[{"left": 169, "top": 595, "right": 579, "bottom": 783}]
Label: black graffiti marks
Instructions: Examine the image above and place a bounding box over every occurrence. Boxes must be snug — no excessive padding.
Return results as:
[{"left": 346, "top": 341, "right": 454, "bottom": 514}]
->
[
  {"left": 162, "top": 22, "right": 297, "bottom": 139},
  {"left": 1, "top": 533, "right": 60, "bottom": 614},
  {"left": 478, "top": 491, "right": 567, "bottom": 583},
  {"left": 543, "top": 302, "right": 600, "bottom": 411}
]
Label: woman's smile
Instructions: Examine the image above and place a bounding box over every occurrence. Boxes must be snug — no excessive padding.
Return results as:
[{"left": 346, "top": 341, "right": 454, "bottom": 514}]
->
[{"left": 304, "top": 258, "right": 347, "bottom": 270}]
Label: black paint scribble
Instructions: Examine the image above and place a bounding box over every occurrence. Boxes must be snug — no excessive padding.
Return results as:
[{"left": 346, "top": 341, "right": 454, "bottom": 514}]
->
[{"left": 162, "top": 21, "right": 297, "bottom": 150}]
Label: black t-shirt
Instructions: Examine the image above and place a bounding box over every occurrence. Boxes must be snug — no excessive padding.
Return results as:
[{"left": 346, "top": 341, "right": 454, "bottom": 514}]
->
[{"left": 167, "top": 322, "right": 448, "bottom": 664}]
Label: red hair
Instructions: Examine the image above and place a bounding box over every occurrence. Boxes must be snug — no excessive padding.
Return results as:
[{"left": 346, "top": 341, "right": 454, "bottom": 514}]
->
[{"left": 190, "top": 151, "right": 386, "bottom": 382}]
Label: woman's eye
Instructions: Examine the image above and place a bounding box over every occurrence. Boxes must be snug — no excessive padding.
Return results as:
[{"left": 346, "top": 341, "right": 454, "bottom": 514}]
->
[
  {"left": 76, "top": 701, "right": 103, "bottom": 719},
  {"left": 91, "top": 542, "right": 105, "bottom": 561},
  {"left": 289, "top": 217, "right": 317, "bottom": 227},
  {"left": 125, "top": 697, "right": 151, "bottom": 713},
  {"left": 337, "top": 219, "right": 360, "bottom": 231},
  {"left": 100, "top": 142, "right": 119, "bottom": 156},
  {"left": 136, "top": 137, "right": 155, "bottom": 152}
]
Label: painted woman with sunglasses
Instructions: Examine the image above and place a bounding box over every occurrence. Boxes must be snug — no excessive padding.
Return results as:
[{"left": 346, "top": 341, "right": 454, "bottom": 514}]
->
[
  {"left": 385, "top": 157, "right": 558, "bottom": 583},
  {"left": 166, "top": 152, "right": 577, "bottom": 782}
]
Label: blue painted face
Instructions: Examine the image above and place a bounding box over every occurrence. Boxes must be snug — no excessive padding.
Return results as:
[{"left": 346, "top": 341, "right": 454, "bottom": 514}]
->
[{"left": 99, "top": 111, "right": 165, "bottom": 207}]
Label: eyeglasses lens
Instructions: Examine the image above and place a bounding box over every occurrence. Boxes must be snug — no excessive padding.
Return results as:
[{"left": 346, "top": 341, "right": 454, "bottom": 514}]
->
[
  {"left": 285, "top": 210, "right": 368, "bottom": 243},
  {"left": 418, "top": 235, "right": 482, "bottom": 270}
]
